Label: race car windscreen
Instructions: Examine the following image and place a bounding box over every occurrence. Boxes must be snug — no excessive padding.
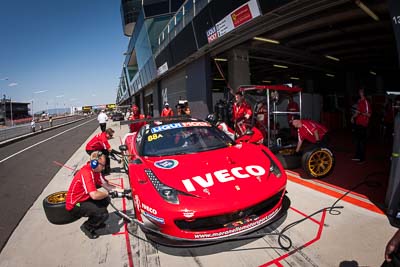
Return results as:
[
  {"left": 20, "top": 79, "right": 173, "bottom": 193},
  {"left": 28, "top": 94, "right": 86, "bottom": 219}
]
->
[{"left": 142, "top": 124, "right": 233, "bottom": 156}]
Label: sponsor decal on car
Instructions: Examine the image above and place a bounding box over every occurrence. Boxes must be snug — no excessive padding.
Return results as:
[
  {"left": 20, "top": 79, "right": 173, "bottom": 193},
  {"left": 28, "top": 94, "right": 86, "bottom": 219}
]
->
[
  {"left": 142, "top": 211, "right": 165, "bottom": 224},
  {"left": 181, "top": 122, "right": 209, "bottom": 127},
  {"left": 141, "top": 203, "right": 158, "bottom": 215},
  {"left": 181, "top": 165, "right": 266, "bottom": 192},
  {"left": 193, "top": 206, "right": 281, "bottom": 239},
  {"left": 151, "top": 122, "right": 211, "bottom": 133},
  {"left": 134, "top": 195, "right": 141, "bottom": 210},
  {"left": 151, "top": 123, "right": 183, "bottom": 133},
  {"left": 182, "top": 208, "right": 195, "bottom": 218},
  {"left": 154, "top": 159, "right": 179, "bottom": 169}
]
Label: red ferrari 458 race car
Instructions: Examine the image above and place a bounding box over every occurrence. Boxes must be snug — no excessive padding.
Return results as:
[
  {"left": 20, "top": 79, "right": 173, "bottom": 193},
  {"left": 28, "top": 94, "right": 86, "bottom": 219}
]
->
[{"left": 121, "top": 117, "right": 289, "bottom": 246}]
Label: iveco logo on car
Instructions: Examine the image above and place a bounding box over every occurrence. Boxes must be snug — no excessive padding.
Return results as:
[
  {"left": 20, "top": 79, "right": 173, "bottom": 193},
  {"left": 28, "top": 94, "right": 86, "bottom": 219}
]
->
[
  {"left": 181, "top": 165, "right": 266, "bottom": 192},
  {"left": 141, "top": 203, "right": 158, "bottom": 215}
]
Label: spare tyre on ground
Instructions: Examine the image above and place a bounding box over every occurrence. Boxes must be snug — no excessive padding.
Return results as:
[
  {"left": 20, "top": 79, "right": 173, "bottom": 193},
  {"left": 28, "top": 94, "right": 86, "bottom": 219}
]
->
[{"left": 43, "top": 191, "right": 81, "bottom": 225}]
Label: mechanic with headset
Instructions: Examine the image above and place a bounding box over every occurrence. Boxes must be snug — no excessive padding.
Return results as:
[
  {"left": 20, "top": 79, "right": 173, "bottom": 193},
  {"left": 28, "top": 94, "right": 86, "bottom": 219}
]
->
[
  {"left": 85, "top": 128, "right": 115, "bottom": 175},
  {"left": 65, "top": 151, "right": 117, "bottom": 239}
]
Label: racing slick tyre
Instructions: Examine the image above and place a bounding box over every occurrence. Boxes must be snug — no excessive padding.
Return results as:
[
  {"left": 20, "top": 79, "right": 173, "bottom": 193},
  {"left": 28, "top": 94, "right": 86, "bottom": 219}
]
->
[
  {"left": 275, "top": 154, "right": 301, "bottom": 169},
  {"left": 275, "top": 147, "right": 301, "bottom": 169},
  {"left": 301, "top": 147, "right": 335, "bottom": 179},
  {"left": 43, "top": 191, "right": 81, "bottom": 225}
]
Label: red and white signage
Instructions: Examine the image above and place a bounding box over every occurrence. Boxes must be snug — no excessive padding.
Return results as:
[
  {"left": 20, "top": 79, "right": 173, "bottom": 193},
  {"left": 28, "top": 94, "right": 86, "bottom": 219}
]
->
[{"left": 207, "top": 0, "right": 261, "bottom": 43}]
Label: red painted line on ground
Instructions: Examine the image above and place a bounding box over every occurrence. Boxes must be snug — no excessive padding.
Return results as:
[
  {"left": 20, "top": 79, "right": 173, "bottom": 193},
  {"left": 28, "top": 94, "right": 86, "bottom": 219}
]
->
[
  {"left": 107, "top": 181, "right": 123, "bottom": 188},
  {"left": 112, "top": 232, "right": 125, "bottom": 236},
  {"left": 120, "top": 178, "right": 134, "bottom": 267},
  {"left": 259, "top": 210, "right": 327, "bottom": 267},
  {"left": 52, "top": 161, "right": 75, "bottom": 171},
  {"left": 287, "top": 173, "right": 384, "bottom": 215},
  {"left": 290, "top": 207, "right": 320, "bottom": 225}
]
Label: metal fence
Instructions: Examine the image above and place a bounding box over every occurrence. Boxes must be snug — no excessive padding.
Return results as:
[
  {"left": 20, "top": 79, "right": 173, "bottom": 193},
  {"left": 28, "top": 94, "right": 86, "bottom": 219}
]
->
[{"left": 0, "top": 115, "right": 86, "bottom": 143}]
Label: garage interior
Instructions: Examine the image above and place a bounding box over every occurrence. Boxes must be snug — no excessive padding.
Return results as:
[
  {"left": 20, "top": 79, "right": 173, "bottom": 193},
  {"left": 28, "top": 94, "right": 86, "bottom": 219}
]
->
[{"left": 210, "top": 0, "right": 399, "bottom": 207}]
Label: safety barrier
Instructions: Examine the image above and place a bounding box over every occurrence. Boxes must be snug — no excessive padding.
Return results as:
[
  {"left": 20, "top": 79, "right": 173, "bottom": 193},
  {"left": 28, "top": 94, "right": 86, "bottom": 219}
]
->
[{"left": 0, "top": 115, "right": 86, "bottom": 143}]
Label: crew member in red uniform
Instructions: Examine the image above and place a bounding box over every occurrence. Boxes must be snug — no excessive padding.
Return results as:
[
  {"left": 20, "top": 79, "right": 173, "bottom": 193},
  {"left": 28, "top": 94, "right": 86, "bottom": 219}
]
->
[
  {"left": 255, "top": 102, "right": 268, "bottom": 138},
  {"left": 292, "top": 119, "right": 328, "bottom": 153},
  {"left": 236, "top": 126, "right": 264, "bottom": 144},
  {"left": 129, "top": 104, "right": 146, "bottom": 133},
  {"left": 206, "top": 113, "right": 235, "bottom": 139},
  {"left": 350, "top": 88, "right": 371, "bottom": 163},
  {"left": 65, "top": 151, "right": 117, "bottom": 239},
  {"left": 232, "top": 91, "right": 252, "bottom": 137},
  {"left": 85, "top": 128, "right": 115, "bottom": 175},
  {"left": 207, "top": 113, "right": 263, "bottom": 144},
  {"left": 160, "top": 103, "right": 174, "bottom": 117},
  {"left": 287, "top": 95, "right": 300, "bottom": 136}
]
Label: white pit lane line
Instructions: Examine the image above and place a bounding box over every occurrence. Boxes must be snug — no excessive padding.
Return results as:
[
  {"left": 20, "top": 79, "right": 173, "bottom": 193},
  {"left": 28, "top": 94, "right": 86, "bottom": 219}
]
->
[{"left": 0, "top": 119, "right": 95, "bottom": 164}]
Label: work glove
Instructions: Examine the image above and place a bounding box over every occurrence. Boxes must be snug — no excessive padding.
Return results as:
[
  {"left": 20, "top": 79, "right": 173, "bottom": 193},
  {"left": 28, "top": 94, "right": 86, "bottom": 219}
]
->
[{"left": 109, "top": 191, "right": 123, "bottom": 198}]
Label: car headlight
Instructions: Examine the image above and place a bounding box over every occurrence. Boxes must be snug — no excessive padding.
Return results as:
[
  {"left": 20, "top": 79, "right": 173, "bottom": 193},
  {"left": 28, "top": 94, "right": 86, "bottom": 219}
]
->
[
  {"left": 145, "top": 169, "right": 179, "bottom": 204},
  {"left": 262, "top": 150, "right": 282, "bottom": 178}
]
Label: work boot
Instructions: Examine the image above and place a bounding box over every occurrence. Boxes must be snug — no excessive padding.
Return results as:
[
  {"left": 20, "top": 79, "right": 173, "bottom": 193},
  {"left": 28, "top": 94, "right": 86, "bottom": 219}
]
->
[{"left": 80, "top": 223, "right": 99, "bottom": 239}]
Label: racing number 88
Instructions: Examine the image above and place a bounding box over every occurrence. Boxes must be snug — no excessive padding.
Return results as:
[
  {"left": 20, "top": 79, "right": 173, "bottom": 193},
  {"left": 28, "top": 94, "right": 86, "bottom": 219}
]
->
[{"left": 148, "top": 133, "right": 163, "bottom": 142}]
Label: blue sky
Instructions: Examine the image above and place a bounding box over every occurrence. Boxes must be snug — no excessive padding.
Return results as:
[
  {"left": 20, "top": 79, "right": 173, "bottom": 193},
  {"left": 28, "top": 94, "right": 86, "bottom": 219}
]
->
[{"left": 0, "top": 1, "right": 127, "bottom": 112}]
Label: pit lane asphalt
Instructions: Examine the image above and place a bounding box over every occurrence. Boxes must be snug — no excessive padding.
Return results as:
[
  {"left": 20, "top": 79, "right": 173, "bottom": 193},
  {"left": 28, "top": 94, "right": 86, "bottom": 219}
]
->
[{"left": 0, "top": 117, "right": 98, "bottom": 251}]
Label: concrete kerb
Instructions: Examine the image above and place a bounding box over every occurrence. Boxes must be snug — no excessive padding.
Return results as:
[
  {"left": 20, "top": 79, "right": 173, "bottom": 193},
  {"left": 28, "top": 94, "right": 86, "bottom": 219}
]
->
[{"left": 0, "top": 117, "right": 87, "bottom": 148}]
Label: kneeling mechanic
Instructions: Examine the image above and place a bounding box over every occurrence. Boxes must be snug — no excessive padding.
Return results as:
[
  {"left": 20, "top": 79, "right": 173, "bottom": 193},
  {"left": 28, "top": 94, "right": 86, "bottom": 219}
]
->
[{"left": 65, "top": 151, "right": 117, "bottom": 239}]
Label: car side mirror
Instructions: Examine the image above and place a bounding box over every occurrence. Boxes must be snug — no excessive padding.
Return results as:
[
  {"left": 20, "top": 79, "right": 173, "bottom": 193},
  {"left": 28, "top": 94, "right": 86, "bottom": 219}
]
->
[{"left": 119, "top": 145, "right": 127, "bottom": 151}]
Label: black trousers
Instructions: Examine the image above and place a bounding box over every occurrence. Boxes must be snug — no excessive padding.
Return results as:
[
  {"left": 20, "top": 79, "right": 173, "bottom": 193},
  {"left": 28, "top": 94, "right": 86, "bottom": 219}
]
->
[
  {"left": 71, "top": 198, "right": 109, "bottom": 230},
  {"left": 99, "top": 123, "right": 106, "bottom": 132},
  {"left": 354, "top": 125, "right": 368, "bottom": 161}
]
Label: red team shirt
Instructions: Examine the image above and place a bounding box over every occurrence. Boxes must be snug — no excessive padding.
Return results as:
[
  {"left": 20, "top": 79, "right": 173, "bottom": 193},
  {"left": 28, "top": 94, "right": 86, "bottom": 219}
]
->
[
  {"left": 85, "top": 132, "right": 111, "bottom": 151},
  {"left": 355, "top": 98, "right": 371, "bottom": 127},
  {"left": 297, "top": 120, "right": 327, "bottom": 143},
  {"left": 232, "top": 101, "right": 252, "bottom": 122},
  {"left": 161, "top": 108, "right": 174, "bottom": 117},
  {"left": 129, "top": 114, "right": 146, "bottom": 132},
  {"left": 65, "top": 164, "right": 107, "bottom": 210}
]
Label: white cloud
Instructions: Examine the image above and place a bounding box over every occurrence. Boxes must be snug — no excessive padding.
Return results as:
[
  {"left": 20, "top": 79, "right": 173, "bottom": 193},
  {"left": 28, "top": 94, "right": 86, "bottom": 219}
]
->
[
  {"left": 8, "top": 82, "right": 18, "bottom": 87},
  {"left": 56, "top": 95, "right": 64, "bottom": 98},
  {"left": 34, "top": 90, "right": 48, "bottom": 94}
]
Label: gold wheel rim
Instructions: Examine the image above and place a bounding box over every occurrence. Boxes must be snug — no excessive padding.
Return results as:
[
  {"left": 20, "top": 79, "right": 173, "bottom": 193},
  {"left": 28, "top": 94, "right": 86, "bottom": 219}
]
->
[
  {"left": 47, "top": 191, "right": 67, "bottom": 204},
  {"left": 307, "top": 150, "right": 333, "bottom": 177},
  {"left": 279, "top": 148, "right": 295, "bottom": 156}
]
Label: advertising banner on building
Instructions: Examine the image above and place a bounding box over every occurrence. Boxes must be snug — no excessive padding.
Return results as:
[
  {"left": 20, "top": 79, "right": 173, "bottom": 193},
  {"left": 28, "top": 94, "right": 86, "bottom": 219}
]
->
[
  {"left": 206, "top": 0, "right": 260, "bottom": 44},
  {"left": 389, "top": 0, "right": 400, "bottom": 66}
]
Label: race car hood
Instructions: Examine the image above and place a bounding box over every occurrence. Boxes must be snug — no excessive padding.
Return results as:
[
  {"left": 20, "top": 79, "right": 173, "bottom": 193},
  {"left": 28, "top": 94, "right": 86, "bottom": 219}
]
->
[{"left": 143, "top": 143, "right": 284, "bottom": 200}]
